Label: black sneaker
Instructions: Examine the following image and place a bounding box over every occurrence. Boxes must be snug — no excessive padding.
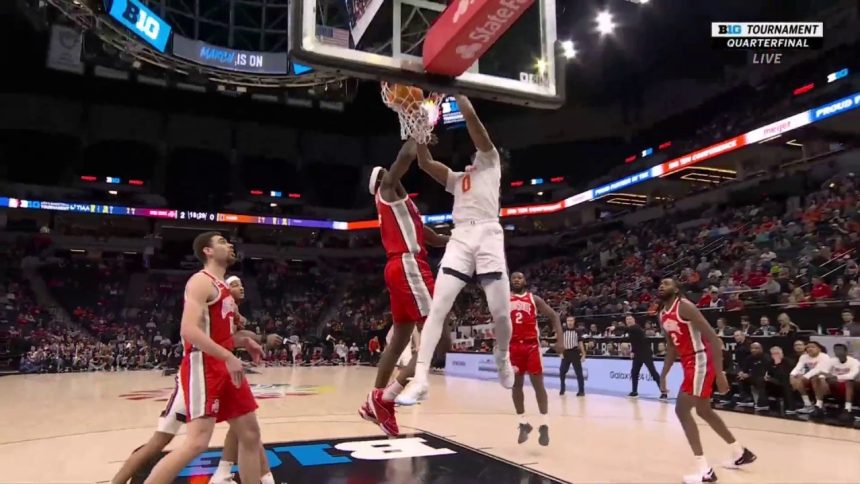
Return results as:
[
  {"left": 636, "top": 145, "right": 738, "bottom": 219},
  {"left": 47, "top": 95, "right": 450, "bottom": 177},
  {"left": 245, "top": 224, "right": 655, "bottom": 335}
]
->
[
  {"left": 559, "top": 385, "right": 566, "bottom": 396},
  {"left": 517, "top": 422, "right": 533, "bottom": 444},
  {"left": 722, "top": 447, "right": 757, "bottom": 469},
  {"left": 811, "top": 407, "right": 826, "bottom": 419},
  {"left": 837, "top": 410, "right": 854, "bottom": 424},
  {"left": 659, "top": 393, "right": 669, "bottom": 400},
  {"left": 754, "top": 403, "right": 770, "bottom": 412},
  {"left": 538, "top": 424, "right": 549, "bottom": 446},
  {"left": 576, "top": 391, "right": 585, "bottom": 397},
  {"left": 628, "top": 391, "right": 639, "bottom": 398}
]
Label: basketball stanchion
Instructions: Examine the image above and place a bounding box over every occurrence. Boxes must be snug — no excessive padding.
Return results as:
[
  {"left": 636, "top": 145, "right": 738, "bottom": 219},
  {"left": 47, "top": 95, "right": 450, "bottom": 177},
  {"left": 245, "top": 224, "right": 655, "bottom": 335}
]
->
[{"left": 380, "top": 81, "right": 444, "bottom": 144}]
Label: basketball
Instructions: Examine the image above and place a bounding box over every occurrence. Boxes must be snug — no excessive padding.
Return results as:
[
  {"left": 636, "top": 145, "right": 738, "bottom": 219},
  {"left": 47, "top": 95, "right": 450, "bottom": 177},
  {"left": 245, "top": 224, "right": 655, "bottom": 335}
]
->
[{"left": 384, "top": 83, "right": 424, "bottom": 109}]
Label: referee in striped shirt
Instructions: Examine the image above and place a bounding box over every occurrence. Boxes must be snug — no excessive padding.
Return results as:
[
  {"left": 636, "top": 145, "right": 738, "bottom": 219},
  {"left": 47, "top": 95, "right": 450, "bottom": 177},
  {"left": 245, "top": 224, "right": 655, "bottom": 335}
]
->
[{"left": 559, "top": 316, "right": 585, "bottom": 396}]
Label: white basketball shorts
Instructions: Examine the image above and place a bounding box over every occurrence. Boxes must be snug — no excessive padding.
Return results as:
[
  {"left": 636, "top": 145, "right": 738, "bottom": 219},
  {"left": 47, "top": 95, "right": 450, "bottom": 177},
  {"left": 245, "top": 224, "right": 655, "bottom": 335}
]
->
[
  {"left": 156, "top": 376, "right": 187, "bottom": 435},
  {"left": 439, "top": 221, "right": 507, "bottom": 277}
]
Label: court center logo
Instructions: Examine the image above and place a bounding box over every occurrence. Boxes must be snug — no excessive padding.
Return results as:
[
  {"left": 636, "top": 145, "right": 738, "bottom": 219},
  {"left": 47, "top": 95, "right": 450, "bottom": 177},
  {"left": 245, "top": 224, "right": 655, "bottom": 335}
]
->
[{"left": 120, "top": 383, "right": 331, "bottom": 401}]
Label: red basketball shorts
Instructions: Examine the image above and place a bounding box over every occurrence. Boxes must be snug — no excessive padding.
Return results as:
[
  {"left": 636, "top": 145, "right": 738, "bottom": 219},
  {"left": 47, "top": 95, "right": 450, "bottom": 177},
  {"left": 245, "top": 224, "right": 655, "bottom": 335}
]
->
[
  {"left": 680, "top": 351, "right": 716, "bottom": 399},
  {"left": 510, "top": 340, "right": 543, "bottom": 375},
  {"left": 385, "top": 253, "right": 435, "bottom": 324},
  {"left": 180, "top": 350, "right": 258, "bottom": 423}
]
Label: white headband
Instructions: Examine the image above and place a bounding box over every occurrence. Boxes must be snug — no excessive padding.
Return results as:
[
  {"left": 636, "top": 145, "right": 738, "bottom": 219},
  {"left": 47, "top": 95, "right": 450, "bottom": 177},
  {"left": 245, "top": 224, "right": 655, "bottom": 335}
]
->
[
  {"left": 368, "top": 166, "right": 384, "bottom": 195},
  {"left": 226, "top": 276, "right": 241, "bottom": 286}
]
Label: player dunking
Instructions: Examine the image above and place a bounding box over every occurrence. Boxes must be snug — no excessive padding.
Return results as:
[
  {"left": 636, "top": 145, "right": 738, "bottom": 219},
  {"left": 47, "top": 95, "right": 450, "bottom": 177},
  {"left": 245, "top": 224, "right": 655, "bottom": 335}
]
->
[
  {"left": 144, "top": 232, "right": 264, "bottom": 484},
  {"left": 509, "top": 272, "right": 563, "bottom": 446},
  {"left": 111, "top": 275, "right": 276, "bottom": 484},
  {"left": 657, "top": 278, "right": 756, "bottom": 483},
  {"left": 398, "top": 95, "right": 515, "bottom": 405},
  {"left": 360, "top": 139, "right": 449, "bottom": 436}
]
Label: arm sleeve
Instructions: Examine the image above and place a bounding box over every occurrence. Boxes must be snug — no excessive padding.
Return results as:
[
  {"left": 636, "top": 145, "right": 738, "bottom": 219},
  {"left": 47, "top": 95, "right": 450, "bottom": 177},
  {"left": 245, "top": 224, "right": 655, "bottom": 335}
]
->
[{"left": 445, "top": 170, "right": 463, "bottom": 194}]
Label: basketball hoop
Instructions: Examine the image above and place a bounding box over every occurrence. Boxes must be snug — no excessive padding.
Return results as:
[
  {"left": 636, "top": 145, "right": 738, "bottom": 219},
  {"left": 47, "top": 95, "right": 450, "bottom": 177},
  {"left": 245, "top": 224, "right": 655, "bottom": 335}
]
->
[{"left": 380, "top": 82, "right": 444, "bottom": 145}]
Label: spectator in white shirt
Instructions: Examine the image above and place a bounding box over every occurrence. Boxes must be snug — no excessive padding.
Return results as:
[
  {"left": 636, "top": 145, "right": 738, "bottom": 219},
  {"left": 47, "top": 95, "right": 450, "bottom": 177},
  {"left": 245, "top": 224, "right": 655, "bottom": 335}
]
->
[
  {"left": 825, "top": 343, "right": 859, "bottom": 418},
  {"left": 790, "top": 342, "right": 831, "bottom": 415}
]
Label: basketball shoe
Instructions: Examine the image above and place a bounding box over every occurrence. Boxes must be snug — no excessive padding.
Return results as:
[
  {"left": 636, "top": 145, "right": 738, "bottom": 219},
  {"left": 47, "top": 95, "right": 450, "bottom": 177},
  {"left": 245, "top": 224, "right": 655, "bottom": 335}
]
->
[
  {"left": 367, "top": 388, "right": 399, "bottom": 437},
  {"left": 682, "top": 468, "right": 717, "bottom": 483},
  {"left": 495, "top": 349, "right": 515, "bottom": 389},
  {"left": 395, "top": 378, "right": 429, "bottom": 406}
]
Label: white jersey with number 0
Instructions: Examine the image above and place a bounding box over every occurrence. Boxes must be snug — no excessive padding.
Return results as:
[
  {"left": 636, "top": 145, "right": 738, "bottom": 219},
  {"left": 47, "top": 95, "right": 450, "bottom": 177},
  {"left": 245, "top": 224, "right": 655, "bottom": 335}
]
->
[{"left": 446, "top": 148, "right": 500, "bottom": 225}]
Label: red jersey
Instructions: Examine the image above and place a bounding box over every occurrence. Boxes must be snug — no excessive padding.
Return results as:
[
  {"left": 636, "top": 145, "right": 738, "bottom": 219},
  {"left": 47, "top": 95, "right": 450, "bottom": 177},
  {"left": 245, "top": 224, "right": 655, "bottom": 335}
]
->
[
  {"left": 510, "top": 292, "right": 539, "bottom": 340},
  {"left": 660, "top": 297, "right": 709, "bottom": 359},
  {"left": 376, "top": 191, "right": 427, "bottom": 259},
  {"left": 182, "top": 270, "right": 237, "bottom": 354}
]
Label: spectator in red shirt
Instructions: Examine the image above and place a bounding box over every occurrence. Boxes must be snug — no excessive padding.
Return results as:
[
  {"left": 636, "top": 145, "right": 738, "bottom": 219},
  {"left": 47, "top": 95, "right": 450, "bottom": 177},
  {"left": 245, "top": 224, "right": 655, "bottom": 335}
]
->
[
  {"left": 810, "top": 277, "right": 833, "bottom": 301},
  {"left": 725, "top": 293, "right": 745, "bottom": 312}
]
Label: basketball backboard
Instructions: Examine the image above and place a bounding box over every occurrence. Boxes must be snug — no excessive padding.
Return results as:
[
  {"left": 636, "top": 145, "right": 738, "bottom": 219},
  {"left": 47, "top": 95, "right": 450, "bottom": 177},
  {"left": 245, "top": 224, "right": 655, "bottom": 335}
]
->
[{"left": 289, "top": 0, "right": 565, "bottom": 108}]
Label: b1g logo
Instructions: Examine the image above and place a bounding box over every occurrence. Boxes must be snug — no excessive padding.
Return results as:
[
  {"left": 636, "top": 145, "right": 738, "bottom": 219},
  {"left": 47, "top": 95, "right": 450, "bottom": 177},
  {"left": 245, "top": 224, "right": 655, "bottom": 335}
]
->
[
  {"left": 717, "top": 24, "right": 742, "bottom": 35},
  {"left": 120, "top": 2, "right": 161, "bottom": 41},
  {"left": 107, "top": 0, "right": 172, "bottom": 52},
  {"left": 179, "top": 437, "right": 455, "bottom": 478}
]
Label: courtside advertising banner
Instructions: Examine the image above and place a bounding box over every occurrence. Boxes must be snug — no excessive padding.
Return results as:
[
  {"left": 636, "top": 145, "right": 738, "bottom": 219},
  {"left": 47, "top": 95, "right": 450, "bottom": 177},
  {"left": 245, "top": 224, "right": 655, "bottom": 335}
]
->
[{"left": 445, "top": 352, "right": 683, "bottom": 396}]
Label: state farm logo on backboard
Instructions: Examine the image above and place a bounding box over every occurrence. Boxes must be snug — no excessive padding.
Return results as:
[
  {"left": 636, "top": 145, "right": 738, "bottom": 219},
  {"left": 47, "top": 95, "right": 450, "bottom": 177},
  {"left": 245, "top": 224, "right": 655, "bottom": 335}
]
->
[{"left": 423, "top": 0, "right": 536, "bottom": 76}]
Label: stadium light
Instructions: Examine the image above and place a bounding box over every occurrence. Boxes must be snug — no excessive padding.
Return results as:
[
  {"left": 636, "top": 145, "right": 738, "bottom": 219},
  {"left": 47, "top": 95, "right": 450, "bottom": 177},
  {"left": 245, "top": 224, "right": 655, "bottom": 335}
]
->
[
  {"left": 108, "top": 190, "right": 118, "bottom": 195},
  {"left": 270, "top": 202, "right": 277, "bottom": 208},
  {"left": 596, "top": 10, "right": 616, "bottom": 35},
  {"left": 561, "top": 40, "right": 577, "bottom": 59}
]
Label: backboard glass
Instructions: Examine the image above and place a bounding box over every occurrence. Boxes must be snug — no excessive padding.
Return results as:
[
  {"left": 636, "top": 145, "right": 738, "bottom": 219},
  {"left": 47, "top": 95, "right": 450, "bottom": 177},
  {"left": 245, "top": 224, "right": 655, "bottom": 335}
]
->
[{"left": 290, "top": 0, "right": 564, "bottom": 108}]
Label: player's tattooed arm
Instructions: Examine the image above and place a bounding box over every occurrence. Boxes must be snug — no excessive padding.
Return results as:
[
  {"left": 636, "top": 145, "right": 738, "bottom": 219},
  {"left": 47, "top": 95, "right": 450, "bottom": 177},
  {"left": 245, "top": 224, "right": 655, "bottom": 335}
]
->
[
  {"left": 416, "top": 143, "right": 452, "bottom": 187},
  {"left": 382, "top": 139, "right": 418, "bottom": 189},
  {"left": 423, "top": 225, "right": 450, "bottom": 247},
  {"left": 180, "top": 273, "right": 236, "bottom": 363},
  {"left": 453, "top": 95, "right": 494, "bottom": 153},
  {"left": 534, "top": 295, "right": 563, "bottom": 355}
]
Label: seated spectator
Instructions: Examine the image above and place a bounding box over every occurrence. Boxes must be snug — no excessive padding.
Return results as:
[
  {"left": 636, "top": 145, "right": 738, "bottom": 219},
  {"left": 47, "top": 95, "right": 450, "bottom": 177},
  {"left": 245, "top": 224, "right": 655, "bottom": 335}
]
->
[
  {"left": 764, "top": 346, "right": 796, "bottom": 413},
  {"left": 824, "top": 343, "right": 860, "bottom": 420},
  {"left": 735, "top": 342, "right": 769, "bottom": 410},
  {"left": 777, "top": 313, "right": 800, "bottom": 336},
  {"left": 790, "top": 342, "right": 831, "bottom": 417},
  {"left": 715, "top": 318, "right": 734, "bottom": 337},
  {"left": 755, "top": 316, "right": 776, "bottom": 336},
  {"left": 840, "top": 308, "right": 860, "bottom": 336}
]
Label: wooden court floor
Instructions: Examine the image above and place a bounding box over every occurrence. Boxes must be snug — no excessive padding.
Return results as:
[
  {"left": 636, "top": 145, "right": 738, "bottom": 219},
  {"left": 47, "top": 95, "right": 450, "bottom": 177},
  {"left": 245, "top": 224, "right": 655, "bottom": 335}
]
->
[{"left": 0, "top": 366, "right": 858, "bottom": 483}]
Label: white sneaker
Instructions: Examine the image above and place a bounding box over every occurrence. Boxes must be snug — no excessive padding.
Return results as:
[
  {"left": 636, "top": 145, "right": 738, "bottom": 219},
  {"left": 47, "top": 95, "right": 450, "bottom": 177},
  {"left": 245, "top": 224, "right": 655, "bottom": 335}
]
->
[
  {"left": 208, "top": 473, "right": 238, "bottom": 484},
  {"left": 495, "top": 353, "right": 515, "bottom": 389},
  {"left": 682, "top": 468, "right": 716, "bottom": 483},
  {"left": 395, "top": 379, "right": 429, "bottom": 406}
]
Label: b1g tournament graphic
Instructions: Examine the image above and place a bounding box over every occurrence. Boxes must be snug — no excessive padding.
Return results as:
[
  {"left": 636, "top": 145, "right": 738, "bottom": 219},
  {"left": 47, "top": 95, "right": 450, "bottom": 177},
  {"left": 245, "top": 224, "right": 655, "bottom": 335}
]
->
[{"left": 711, "top": 22, "right": 823, "bottom": 65}]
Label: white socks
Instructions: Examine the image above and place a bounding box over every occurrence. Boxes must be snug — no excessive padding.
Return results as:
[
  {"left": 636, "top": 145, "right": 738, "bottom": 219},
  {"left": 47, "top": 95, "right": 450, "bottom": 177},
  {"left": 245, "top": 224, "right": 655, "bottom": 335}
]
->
[
  {"left": 382, "top": 381, "right": 404, "bottom": 402},
  {"left": 847, "top": 402, "right": 853, "bottom": 412},
  {"left": 518, "top": 414, "right": 528, "bottom": 425},
  {"left": 694, "top": 455, "right": 709, "bottom": 473},
  {"left": 541, "top": 413, "right": 550, "bottom": 427},
  {"left": 211, "top": 460, "right": 274, "bottom": 484},
  {"left": 209, "top": 461, "right": 234, "bottom": 483},
  {"left": 801, "top": 395, "right": 812, "bottom": 406},
  {"left": 731, "top": 442, "right": 744, "bottom": 458}
]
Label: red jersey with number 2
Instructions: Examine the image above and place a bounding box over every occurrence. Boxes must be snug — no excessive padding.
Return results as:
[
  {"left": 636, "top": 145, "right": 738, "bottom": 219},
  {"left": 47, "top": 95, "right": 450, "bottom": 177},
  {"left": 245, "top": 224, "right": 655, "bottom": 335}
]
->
[
  {"left": 510, "top": 292, "right": 539, "bottom": 340},
  {"left": 660, "top": 297, "right": 710, "bottom": 358}
]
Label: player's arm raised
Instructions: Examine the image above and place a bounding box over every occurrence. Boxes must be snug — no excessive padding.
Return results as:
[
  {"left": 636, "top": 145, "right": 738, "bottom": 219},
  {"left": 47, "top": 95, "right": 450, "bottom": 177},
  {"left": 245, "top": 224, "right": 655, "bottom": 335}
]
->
[
  {"left": 381, "top": 139, "right": 418, "bottom": 189},
  {"left": 180, "top": 274, "right": 244, "bottom": 386},
  {"left": 423, "top": 225, "right": 450, "bottom": 247},
  {"left": 534, "top": 295, "right": 563, "bottom": 355},
  {"left": 416, "top": 143, "right": 452, "bottom": 187},
  {"left": 678, "top": 299, "right": 729, "bottom": 393},
  {"left": 454, "top": 95, "right": 495, "bottom": 154}
]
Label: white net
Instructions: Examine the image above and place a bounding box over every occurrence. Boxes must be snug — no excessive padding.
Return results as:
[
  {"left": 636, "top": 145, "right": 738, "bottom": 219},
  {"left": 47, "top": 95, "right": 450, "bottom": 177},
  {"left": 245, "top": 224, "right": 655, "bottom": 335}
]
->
[{"left": 380, "top": 82, "right": 443, "bottom": 145}]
